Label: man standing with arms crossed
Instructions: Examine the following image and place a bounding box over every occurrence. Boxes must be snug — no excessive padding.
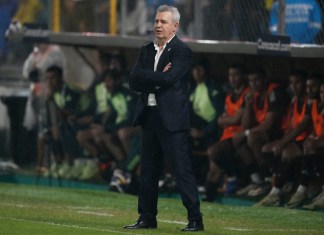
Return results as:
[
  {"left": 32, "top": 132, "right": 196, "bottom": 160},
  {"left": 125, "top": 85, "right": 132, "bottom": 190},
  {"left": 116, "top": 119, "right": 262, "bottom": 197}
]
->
[{"left": 123, "top": 5, "right": 204, "bottom": 232}]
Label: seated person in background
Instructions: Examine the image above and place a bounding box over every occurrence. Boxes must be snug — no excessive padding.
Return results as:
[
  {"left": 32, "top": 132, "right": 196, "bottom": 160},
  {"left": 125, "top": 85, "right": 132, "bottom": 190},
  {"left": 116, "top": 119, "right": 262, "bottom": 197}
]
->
[
  {"left": 55, "top": 82, "right": 87, "bottom": 178},
  {"left": 188, "top": 59, "right": 224, "bottom": 185},
  {"left": 91, "top": 69, "right": 139, "bottom": 191},
  {"left": 189, "top": 60, "right": 224, "bottom": 150},
  {"left": 255, "top": 69, "right": 313, "bottom": 207},
  {"left": 300, "top": 81, "right": 324, "bottom": 210},
  {"left": 75, "top": 66, "right": 110, "bottom": 180},
  {"left": 42, "top": 66, "right": 67, "bottom": 176},
  {"left": 203, "top": 63, "right": 250, "bottom": 202},
  {"left": 63, "top": 83, "right": 100, "bottom": 179},
  {"left": 108, "top": 53, "right": 130, "bottom": 85},
  {"left": 287, "top": 74, "right": 324, "bottom": 209},
  {"left": 234, "top": 66, "right": 289, "bottom": 197},
  {"left": 44, "top": 67, "right": 87, "bottom": 179}
]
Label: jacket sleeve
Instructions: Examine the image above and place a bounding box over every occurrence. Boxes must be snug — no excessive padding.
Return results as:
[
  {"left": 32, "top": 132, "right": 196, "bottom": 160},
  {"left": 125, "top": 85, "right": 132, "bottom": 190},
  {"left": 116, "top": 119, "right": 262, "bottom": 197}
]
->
[
  {"left": 129, "top": 46, "right": 156, "bottom": 93},
  {"left": 135, "top": 45, "right": 192, "bottom": 89}
]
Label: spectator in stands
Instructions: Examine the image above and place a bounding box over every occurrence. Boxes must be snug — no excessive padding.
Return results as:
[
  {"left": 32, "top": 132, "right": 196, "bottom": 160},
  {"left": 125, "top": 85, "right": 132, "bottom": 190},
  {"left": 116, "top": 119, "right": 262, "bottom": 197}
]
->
[
  {"left": 188, "top": 59, "right": 224, "bottom": 185},
  {"left": 123, "top": 0, "right": 149, "bottom": 35},
  {"left": 202, "top": 0, "right": 232, "bottom": 40},
  {"left": 286, "top": 73, "right": 324, "bottom": 209},
  {"left": 232, "top": 0, "right": 268, "bottom": 41},
  {"left": 203, "top": 63, "right": 250, "bottom": 202},
  {"left": 0, "top": 0, "right": 18, "bottom": 63},
  {"left": 315, "top": 0, "right": 324, "bottom": 43},
  {"left": 11, "top": 0, "right": 43, "bottom": 61},
  {"left": 203, "top": 0, "right": 268, "bottom": 41},
  {"left": 173, "top": 0, "right": 193, "bottom": 37},
  {"left": 61, "top": 0, "right": 94, "bottom": 32},
  {"left": 269, "top": 0, "right": 322, "bottom": 44},
  {"left": 94, "top": 0, "right": 109, "bottom": 33},
  {"left": 255, "top": 69, "right": 313, "bottom": 207},
  {"left": 234, "top": 67, "right": 288, "bottom": 197},
  {"left": 37, "top": 0, "right": 49, "bottom": 25},
  {"left": 14, "top": 0, "right": 43, "bottom": 24}
]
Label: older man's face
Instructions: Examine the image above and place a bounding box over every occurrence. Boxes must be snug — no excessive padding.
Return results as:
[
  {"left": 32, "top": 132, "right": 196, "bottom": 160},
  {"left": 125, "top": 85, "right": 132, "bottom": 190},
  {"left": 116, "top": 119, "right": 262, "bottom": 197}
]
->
[{"left": 154, "top": 11, "right": 178, "bottom": 44}]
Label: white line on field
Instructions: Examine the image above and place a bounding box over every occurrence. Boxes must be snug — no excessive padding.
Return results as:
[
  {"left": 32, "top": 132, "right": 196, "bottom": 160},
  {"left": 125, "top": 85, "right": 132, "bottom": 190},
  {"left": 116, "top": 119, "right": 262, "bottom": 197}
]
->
[
  {"left": 158, "top": 219, "right": 187, "bottom": 225},
  {"left": 68, "top": 206, "right": 106, "bottom": 210},
  {"left": 224, "top": 227, "right": 321, "bottom": 233},
  {"left": 0, "top": 202, "right": 30, "bottom": 208},
  {"left": 77, "top": 211, "right": 114, "bottom": 217},
  {"left": 0, "top": 216, "right": 142, "bottom": 235}
]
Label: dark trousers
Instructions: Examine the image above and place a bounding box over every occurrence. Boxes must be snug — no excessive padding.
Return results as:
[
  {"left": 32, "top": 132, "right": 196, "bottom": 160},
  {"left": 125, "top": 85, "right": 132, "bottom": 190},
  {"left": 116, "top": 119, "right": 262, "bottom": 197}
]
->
[{"left": 138, "top": 107, "right": 202, "bottom": 222}]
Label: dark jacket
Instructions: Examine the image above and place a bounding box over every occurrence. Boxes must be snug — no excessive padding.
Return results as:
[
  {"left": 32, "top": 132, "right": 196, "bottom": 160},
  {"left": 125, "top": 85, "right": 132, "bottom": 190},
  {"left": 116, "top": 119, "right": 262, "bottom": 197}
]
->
[{"left": 129, "top": 36, "right": 192, "bottom": 132}]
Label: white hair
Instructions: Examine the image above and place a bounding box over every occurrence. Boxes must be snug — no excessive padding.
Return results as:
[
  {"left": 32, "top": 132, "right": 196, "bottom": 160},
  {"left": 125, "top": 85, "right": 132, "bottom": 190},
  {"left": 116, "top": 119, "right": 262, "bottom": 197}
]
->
[{"left": 156, "top": 5, "right": 180, "bottom": 23}]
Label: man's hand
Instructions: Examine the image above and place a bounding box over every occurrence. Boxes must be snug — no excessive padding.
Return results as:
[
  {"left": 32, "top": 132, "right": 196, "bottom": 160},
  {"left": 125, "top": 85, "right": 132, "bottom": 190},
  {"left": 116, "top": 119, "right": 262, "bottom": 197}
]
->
[{"left": 163, "top": 63, "right": 171, "bottom": 72}]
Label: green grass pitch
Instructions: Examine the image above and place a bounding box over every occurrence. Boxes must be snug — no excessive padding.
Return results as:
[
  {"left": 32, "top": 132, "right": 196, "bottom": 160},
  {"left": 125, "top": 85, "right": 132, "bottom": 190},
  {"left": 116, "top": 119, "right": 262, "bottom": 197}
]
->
[{"left": 0, "top": 182, "right": 323, "bottom": 235}]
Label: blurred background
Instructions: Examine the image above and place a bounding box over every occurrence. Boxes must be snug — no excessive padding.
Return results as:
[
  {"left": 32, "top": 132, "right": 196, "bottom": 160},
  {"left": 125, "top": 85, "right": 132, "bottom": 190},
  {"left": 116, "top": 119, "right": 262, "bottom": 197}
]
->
[{"left": 0, "top": 0, "right": 324, "bottom": 192}]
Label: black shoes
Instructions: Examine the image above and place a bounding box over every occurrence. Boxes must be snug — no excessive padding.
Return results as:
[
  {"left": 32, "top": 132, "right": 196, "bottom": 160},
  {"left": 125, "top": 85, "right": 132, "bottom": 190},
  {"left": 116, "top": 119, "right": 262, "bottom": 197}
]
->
[
  {"left": 181, "top": 220, "right": 204, "bottom": 232},
  {"left": 124, "top": 219, "right": 204, "bottom": 231},
  {"left": 123, "top": 219, "right": 157, "bottom": 229}
]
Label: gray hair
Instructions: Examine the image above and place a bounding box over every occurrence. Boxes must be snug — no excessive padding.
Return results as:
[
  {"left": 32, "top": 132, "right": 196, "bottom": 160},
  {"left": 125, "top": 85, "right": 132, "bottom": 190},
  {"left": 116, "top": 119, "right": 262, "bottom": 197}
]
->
[{"left": 156, "top": 5, "right": 180, "bottom": 23}]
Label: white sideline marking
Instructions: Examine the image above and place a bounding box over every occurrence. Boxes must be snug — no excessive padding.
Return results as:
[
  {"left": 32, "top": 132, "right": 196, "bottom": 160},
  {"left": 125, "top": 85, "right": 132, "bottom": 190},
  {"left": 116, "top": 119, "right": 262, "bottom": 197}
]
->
[
  {"left": 158, "top": 219, "right": 187, "bottom": 225},
  {"left": 77, "top": 211, "right": 114, "bottom": 217},
  {"left": 225, "top": 227, "right": 250, "bottom": 231},
  {"left": 0, "top": 216, "right": 140, "bottom": 235},
  {"left": 224, "top": 227, "right": 321, "bottom": 233},
  {"left": 0, "top": 202, "right": 30, "bottom": 208},
  {"left": 68, "top": 206, "right": 106, "bottom": 210}
]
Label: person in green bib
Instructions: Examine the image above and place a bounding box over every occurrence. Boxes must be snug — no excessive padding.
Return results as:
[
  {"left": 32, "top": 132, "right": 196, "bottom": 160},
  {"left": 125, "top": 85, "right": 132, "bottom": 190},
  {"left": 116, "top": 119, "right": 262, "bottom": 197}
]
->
[
  {"left": 91, "top": 69, "right": 140, "bottom": 191},
  {"left": 189, "top": 60, "right": 225, "bottom": 148},
  {"left": 188, "top": 60, "right": 225, "bottom": 185}
]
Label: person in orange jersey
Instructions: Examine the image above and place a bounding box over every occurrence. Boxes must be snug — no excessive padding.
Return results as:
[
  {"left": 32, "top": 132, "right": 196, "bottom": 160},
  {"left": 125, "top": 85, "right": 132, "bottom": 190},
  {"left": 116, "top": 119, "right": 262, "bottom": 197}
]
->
[
  {"left": 287, "top": 74, "right": 324, "bottom": 209},
  {"left": 255, "top": 69, "right": 315, "bottom": 207},
  {"left": 203, "top": 63, "right": 250, "bottom": 202},
  {"left": 233, "top": 66, "right": 289, "bottom": 197}
]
